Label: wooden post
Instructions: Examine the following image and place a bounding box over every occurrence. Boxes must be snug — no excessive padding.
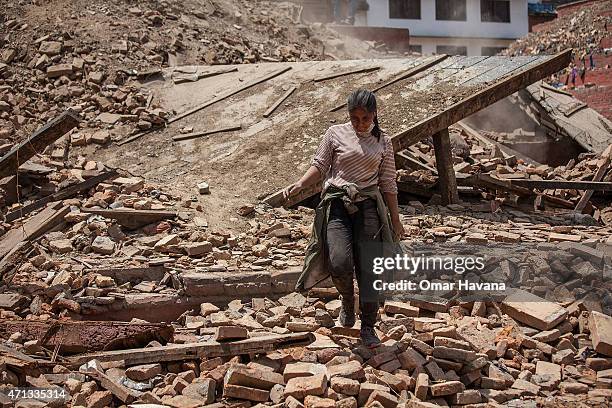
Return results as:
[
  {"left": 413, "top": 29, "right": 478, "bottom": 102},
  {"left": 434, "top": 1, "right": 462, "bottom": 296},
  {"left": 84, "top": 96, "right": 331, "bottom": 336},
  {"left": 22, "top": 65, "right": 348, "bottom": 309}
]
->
[{"left": 432, "top": 128, "right": 459, "bottom": 205}]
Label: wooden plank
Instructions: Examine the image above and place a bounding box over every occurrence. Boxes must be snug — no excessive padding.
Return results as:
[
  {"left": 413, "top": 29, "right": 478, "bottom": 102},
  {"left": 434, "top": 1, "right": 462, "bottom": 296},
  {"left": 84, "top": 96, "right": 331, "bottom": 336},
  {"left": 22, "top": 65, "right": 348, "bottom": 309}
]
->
[
  {"left": 81, "top": 208, "right": 176, "bottom": 230},
  {"left": 5, "top": 170, "right": 118, "bottom": 223},
  {"left": 168, "top": 66, "right": 292, "bottom": 124},
  {"left": 575, "top": 145, "right": 612, "bottom": 212},
  {"left": 66, "top": 332, "right": 315, "bottom": 366},
  {"left": 329, "top": 55, "right": 448, "bottom": 112},
  {"left": 461, "top": 56, "right": 539, "bottom": 86},
  {"left": 172, "top": 125, "right": 242, "bottom": 142},
  {"left": 391, "top": 50, "right": 572, "bottom": 152},
  {"left": 263, "top": 182, "right": 322, "bottom": 208},
  {"left": 313, "top": 65, "right": 380, "bottom": 82},
  {"left": 86, "top": 369, "right": 139, "bottom": 403},
  {"left": 540, "top": 82, "right": 573, "bottom": 97},
  {"left": 116, "top": 128, "right": 156, "bottom": 146},
  {"left": 509, "top": 179, "right": 612, "bottom": 191},
  {"left": 263, "top": 86, "right": 297, "bottom": 118},
  {"left": 395, "top": 150, "right": 437, "bottom": 173},
  {"left": 0, "top": 202, "right": 70, "bottom": 260},
  {"left": 432, "top": 128, "right": 459, "bottom": 205},
  {"left": 0, "top": 110, "right": 80, "bottom": 178}
]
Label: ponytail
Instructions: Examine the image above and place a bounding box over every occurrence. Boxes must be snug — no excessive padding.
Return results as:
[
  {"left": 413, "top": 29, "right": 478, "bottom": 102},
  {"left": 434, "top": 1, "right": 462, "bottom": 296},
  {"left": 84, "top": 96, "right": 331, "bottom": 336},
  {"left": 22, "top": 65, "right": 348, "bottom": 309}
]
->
[{"left": 372, "top": 115, "right": 381, "bottom": 141}]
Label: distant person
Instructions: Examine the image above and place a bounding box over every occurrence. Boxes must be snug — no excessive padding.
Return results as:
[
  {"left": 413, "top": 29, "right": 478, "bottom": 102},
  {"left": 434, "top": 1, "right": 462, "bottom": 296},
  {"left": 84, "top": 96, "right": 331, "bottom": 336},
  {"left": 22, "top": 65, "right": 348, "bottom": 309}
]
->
[
  {"left": 570, "top": 65, "right": 577, "bottom": 87},
  {"left": 580, "top": 65, "right": 586, "bottom": 85},
  {"left": 333, "top": 0, "right": 357, "bottom": 24},
  {"left": 589, "top": 52, "right": 595, "bottom": 69}
]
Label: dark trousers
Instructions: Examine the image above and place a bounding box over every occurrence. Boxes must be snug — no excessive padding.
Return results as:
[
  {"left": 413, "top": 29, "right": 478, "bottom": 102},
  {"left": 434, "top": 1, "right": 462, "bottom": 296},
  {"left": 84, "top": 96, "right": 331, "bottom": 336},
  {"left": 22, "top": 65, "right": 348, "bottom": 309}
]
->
[{"left": 325, "top": 198, "right": 382, "bottom": 327}]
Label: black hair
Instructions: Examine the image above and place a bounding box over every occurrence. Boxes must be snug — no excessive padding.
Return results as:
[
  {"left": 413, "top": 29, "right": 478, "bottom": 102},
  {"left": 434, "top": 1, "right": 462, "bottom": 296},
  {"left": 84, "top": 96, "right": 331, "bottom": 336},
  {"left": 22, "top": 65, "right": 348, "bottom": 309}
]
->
[{"left": 347, "top": 88, "right": 382, "bottom": 140}]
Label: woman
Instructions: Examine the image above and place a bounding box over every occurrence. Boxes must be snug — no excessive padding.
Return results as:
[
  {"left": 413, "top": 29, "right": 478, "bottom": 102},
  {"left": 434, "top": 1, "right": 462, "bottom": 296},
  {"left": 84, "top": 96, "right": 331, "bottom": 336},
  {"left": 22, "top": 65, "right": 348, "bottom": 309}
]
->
[{"left": 284, "top": 89, "right": 404, "bottom": 348}]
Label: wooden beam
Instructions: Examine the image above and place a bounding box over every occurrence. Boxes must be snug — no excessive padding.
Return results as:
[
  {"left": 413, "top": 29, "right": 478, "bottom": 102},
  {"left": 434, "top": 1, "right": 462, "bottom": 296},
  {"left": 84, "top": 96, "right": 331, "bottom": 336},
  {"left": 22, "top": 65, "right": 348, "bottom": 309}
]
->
[
  {"left": 168, "top": 66, "right": 292, "bottom": 124},
  {"left": 575, "top": 145, "right": 612, "bottom": 212},
  {"left": 540, "top": 82, "right": 573, "bottom": 97},
  {"left": 391, "top": 50, "right": 573, "bottom": 152},
  {"left": 86, "top": 369, "right": 139, "bottom": 403},
  {"left": 432, "top": 128, "right": 459, "bottom": 205},
  {"left": 66, "top": 332, "right": 315, "bottom": 366},
  {"left": 395, "top": 150, "right": 437, "bottom": 173},
  {"left": 263, "top": 182, "right": 322, "bottom": 208},
  {"left": 0, "top": 110, "right": 80, "bottom": 179},
  {"left": 263, "top": 86, "right": 297, "bottom": 118},
  {"left": 330, "top": 55, "right": 448, "bottom": 112},
  {"left": 314, "top": 66, "right": 380, "bottom": 82},
  {"left": 509, "top": 179, "right": 612, "bottom": 191},
  {"left": 5, "top": 170, "right": 118, "bottom": 223},
  {"left": 81, "top": 208, "right": 176, "bottom": 230},
  {"left": 0, "top": 202, "right": 70, "bottom": 260},
  {"left": 172, "top": 125, "right": 242, "bottom": 142}
]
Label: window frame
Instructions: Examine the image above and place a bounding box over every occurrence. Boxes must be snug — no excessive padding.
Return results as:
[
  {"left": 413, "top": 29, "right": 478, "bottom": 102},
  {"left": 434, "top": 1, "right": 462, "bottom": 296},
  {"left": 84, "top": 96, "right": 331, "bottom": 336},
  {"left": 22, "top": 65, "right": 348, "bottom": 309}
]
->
[
  {"left": 389, "top": 0, "right": 422, "bottom": 20},
  {"left": 435, "top": 0, "right": 467, "bottom": 21},
  {"left": 480, "top": 0, "right": 511, "bottom": 23}
]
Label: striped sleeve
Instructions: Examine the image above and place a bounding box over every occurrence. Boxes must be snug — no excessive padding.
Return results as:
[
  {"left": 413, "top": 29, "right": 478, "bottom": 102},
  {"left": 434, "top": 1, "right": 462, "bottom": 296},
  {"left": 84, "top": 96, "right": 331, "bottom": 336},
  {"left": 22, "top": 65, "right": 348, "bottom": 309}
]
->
[
  {"left": 378, "top": 136, "right": 398, "bottom": 194},
  {"left": 311, "top": 128, "right": 333, "bottom": 176}
]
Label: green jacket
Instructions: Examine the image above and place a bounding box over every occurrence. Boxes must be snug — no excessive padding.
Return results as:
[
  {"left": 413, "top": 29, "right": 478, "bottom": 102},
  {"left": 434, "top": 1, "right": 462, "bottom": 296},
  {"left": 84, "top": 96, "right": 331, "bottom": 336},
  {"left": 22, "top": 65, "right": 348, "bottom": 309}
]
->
[{"left": 295, "top": 184, "right": 398, "bottom": 292}]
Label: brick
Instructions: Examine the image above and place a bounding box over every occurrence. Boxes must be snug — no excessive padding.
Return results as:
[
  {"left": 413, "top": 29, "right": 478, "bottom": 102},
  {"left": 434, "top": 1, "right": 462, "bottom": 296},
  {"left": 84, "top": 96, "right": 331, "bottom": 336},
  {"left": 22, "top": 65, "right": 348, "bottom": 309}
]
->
[
  {"left": 590, "top": 311, "right": 612, "bottom": 357},
  {"left": 365, "top": 390, "right": 398, "bottom": 408},
  {"left": 535, "top": 361, "right": 562, "bottom": 383},
  {"left": 87, "top": 390, "right": 113, "bottom": 408},
  {"left": 383, "top": 301, "right": 419, "bottom": 316},
  {"left": 336, "top": 396, "right": 358, "bottom": 408},
  {"left": 501, "top": 289, "right": 568, "bottom": 330},
  {"left": 480, "top": 376, "right": 508, "bottom": 390},
  {"left": 424, "top": 361, "right": 446, "bottom": 381},
  {"left": 182, "top": 379, "right": 216, "bottom": 404},
  {"left": 223, "top": 384, "right": 269, "bottom": 401},
  {"left": 433, "top": 336, "right": 471, "bottom": 350},
  {"left": 450, "top": 389, "right": 482, "bottom": 404},
  {"left": 415, "top": 373, "right": 429, "bottom": 400},
  {"left": 429, "top": 380, "right": 464, "bottom": 397},
  {"left": 284, "top": 373, "right": 327, "bottom": 399},
  {"left": 410, "top": 338, "right": 433, "bottom": 355},
  {"left": 366, "top": 351, "right": 397, "bottom": 368},
  {"left": 398, "top": 348, "right": 426, "bottom": 370},
  {"left": 200, "top": 302, "right": 220, "bottom": 317},
  {"left": 125, "top": 363, "right": 162, "bottom": 381},
  {"left": 224, "top": 365, "right": 284, "bottom": 390},
  {"left": 330, "top": 377, "right": 360, "bottom": 396},
  {"left": 165, "top": 395, "right": 203, "bottom": 408},
  {"left": 378, "top": 358, "right": 401, "bottom": 373},
  {"left": 327, "top": 361, "right": 365, "bottom": 380},
  {"left": 432, "top": 345, "right": 477, "bottom": 363},
  {"left": 215, "top": 326, "right": 248, "bottom": 341},
  {"left": 47, "top": 64, "right": 73, "bottom": 78},
  {"left": 511, "top": 378, "right": 540, "bottom": 396},
  {"left": 357, "top": 383, "right": 390, "bottom": 406},
  {"left": 586, "top": 358, "right": 612, "bottom": 371},
  {"left": 304, "top": 395, "right": 335, "bottom": 408},
  {"left": 200, "top": 357, "right": 223, "bottom": 372},
  {"left": 559, "top": 381, "right": 589, "bottom": 394},
  {"left": 284, "top": 362, "right": 327, "bottom": 381}
]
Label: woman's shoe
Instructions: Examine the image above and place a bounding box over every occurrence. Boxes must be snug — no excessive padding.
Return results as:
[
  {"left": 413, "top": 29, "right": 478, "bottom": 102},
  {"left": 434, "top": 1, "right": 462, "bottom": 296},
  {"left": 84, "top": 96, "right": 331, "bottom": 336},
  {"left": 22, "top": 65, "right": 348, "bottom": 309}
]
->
[
  {"left": 338, "top": 298, "right": 356, "bottom": 327},
  {"left": 360, "top": 326, "right": 381, "bottom": 348}
]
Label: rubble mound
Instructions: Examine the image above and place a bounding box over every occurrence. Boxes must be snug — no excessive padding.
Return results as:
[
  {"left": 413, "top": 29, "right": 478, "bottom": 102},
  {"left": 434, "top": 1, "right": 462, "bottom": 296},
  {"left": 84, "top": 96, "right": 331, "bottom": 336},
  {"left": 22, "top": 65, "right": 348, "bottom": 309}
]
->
[
  {"left": 503, "top": 0, "right": 612, "bottom": 56},
  {"left": 0, "top": 0, "right": 392, "bottom": 143}
]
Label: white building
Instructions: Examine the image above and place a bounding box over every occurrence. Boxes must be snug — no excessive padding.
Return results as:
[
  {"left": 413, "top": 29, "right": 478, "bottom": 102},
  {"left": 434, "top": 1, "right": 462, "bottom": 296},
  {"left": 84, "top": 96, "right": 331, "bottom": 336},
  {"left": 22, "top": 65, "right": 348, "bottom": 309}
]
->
[{"left": 360, "top": 0, "right": 542, "bottom": 56}]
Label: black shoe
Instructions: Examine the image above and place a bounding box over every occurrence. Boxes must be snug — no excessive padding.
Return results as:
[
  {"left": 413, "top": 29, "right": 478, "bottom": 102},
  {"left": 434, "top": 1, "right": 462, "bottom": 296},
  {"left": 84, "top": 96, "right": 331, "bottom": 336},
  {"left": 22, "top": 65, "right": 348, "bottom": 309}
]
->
[
  {"left": 360, "top": 326, "right": 381, "bottom": 348},
  {"left": 338, "top": 298, "right": 355, "bottom": 327}
]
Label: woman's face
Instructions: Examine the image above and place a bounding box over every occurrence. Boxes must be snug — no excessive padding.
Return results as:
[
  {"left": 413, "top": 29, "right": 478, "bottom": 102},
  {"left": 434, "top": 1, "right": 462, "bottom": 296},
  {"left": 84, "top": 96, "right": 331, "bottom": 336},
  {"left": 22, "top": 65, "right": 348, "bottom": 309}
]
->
[{"left": 349, "top": 107, "right": 376, "bottom": 133}]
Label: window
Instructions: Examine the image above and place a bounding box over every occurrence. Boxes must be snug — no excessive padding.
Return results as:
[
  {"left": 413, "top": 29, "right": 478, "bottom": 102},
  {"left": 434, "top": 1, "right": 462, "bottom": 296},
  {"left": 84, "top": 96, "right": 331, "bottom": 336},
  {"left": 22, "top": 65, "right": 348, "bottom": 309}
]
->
[
  {"left": 409, "top": 44, "right": 423, "bottom": 53},
  {"left": 436, "top": 0, "right": 467, "bottom": 21},
  {"left": 389, "top": 0, "right": 421, "bottom": 19},
  {"left": 437, "top": 45, "right": 468, "bottom": 56},
  {"left": 481, "top": 46, "right": 506, "bottom": 56},
  {"left": 481, "top": 0, "right": 511, "bottom": 22}
]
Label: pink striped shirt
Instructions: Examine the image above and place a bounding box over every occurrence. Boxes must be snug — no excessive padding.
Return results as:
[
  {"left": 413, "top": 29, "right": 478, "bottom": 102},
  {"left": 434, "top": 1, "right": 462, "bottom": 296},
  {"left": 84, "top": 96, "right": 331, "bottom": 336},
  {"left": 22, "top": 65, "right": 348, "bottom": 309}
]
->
[{"left": 312, "top": 122, "right": 398, "bottom": 195}]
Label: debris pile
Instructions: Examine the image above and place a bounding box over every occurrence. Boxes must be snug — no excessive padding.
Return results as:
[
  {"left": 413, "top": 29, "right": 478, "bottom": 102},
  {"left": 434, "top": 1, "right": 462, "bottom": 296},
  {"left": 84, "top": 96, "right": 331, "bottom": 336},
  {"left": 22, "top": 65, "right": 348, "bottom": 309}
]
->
[
  {"left": 1, "top": 286, "right": 612, "bottom": 407},
  {"left": 503, "top": 1, "right": 611, "bottom": 57},
  {"left": 0, "top": 0, "right": 396, "bottom": 143}
]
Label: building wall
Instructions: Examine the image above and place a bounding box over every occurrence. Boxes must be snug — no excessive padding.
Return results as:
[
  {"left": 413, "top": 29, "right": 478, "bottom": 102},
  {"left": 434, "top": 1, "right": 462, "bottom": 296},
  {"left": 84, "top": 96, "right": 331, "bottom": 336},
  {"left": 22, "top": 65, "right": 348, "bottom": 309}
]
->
[{"left": 366, "top": 0, "right": 530, "bottom": 39}]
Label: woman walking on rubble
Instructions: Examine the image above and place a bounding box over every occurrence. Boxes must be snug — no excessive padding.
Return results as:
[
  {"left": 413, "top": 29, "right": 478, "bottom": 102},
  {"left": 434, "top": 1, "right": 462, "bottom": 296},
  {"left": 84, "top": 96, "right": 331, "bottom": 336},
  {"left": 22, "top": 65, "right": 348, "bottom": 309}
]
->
[{"left": 284, "top": 89, "right": 404, "bottom": 348}]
